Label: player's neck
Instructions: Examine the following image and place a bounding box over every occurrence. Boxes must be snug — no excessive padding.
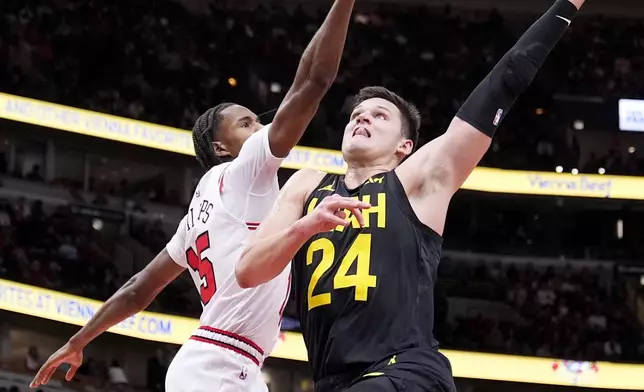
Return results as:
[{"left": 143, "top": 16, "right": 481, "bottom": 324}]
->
[{"left": 344, "top": 166, "right": 391, "bottom": 189}]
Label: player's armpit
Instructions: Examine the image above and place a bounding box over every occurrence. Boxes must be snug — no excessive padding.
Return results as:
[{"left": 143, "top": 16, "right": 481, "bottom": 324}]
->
[
  {"left": 236, "top": 169, "right": 325, "bottom": 288},
  {"left": 431, "top": 118, "right": 492, "bottom": 194},
  {"left": 396, "top": 119, "right": 490, "bottom": 235},
  {"left": 66, "top": 249, "right": 185, "bottom": 350},
  {"left": 399, "top": 118, "right": 491, "bottom": 197}
]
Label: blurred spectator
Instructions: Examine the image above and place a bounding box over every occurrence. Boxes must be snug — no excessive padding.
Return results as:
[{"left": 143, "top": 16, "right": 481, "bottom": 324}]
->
[
  {"left": 0, "top": 0, "right": 641, "bottom": 374},
  {"left": 24, "top": 346, "right": 41, "bottom": 372},
  {"left": 77, "top": 357, "right": 97, "bottom": 378},
  {"left": 3, "top": 0, "right": 644, "bottom": 178},
  {"left": 146, "top": 350, "right": 167, "bottom": 392},
  {"left": 25, "top": 165, "right": 43, "bottom": 182},
  {"left": 108, "top": 360, "right": 129, "bottom": 392},
  {"left": 604, "top": 334, "right": 623, "bottom": 360},
  {"left": 57, "top": 235, "right": 79, "bottom": 261},
  {"left": 436, "top": 259, "right": 642, "bottom": 362}
]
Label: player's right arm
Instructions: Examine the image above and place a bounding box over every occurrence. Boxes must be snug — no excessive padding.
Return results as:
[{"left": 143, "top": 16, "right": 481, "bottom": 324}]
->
[
  {"left": 267, "top": 0, "right": 355, "bottom": 158},
  {"left": 220, "top": 0, "right": 355, "bottom": 211},
  {"left": 397, "top": 0, "right": 584, "bottom": 234},
  {"left": 30, "top": 217, "right": 190, "bottom": 388},
  {"left": 235, "top": 170, "right": 370, "bottom": 288}
]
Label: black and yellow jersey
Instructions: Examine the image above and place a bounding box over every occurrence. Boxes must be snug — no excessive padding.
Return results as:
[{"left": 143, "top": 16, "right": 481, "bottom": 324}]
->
[{"left": 292, "top": 170, "right": 445, "bottom": 388}]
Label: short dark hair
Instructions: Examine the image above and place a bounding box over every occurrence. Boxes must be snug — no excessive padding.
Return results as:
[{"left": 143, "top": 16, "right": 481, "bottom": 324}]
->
[
  {"left": 353, "top": 86, "right": 421, "bottom": 150},
  {"left": 192, "top": 102, "right": 235, "bottom": 169}
]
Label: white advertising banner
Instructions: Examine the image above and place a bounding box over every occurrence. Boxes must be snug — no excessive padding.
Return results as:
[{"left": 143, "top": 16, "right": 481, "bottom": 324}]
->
[{"left": 619, "top": 99, "right": 644, "bottom": 132}]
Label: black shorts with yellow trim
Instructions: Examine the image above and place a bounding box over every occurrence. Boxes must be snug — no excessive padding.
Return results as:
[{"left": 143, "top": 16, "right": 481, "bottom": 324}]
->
[{"left": 344, "top": 348, "right": 457, "bottom": 392}]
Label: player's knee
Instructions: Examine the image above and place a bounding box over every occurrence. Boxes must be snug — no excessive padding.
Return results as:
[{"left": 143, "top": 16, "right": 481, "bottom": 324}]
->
[{"left": 496, "top": 45, "right": 544, "bottom": 95}]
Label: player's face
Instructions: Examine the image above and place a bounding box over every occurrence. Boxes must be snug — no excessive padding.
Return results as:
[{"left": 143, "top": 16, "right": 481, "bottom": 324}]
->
[
  {"left": 342, "top": 98, "right": 413, "bottom": 164},
  {"left": 214, "top": 105, "right": 263, "bottom": 159}
]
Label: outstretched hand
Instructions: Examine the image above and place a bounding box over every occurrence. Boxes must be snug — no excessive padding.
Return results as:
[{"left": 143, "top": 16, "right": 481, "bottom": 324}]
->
[
  {"left": 30, "top": 343, "right": 83, "bottom": 388},
  {"left": 301, "top": 194, "right": 371, "bottom": 234}
]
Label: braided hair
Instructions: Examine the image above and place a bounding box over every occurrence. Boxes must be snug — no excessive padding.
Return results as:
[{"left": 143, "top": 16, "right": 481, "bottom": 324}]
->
[{"left": 192, "top": 103, "right": 235, "bottom": 169}]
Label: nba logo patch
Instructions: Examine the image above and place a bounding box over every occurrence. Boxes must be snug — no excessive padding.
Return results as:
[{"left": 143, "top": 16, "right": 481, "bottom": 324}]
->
[
  {"left": 239, "top": 366, "right": 248, "bottom": 380},
  {"left": 493, "top": 109, "right": 503, "bottom": 126}
]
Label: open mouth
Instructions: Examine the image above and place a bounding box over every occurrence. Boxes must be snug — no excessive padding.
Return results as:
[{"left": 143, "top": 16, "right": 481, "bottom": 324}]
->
[{"left": 352, "top": 126, "right": 371, "bottom": 138}]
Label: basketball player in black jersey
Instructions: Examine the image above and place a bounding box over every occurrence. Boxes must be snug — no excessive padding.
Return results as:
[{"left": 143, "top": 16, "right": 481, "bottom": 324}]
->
[{"left": 237, "top": 1, "right": 586, "bottom": 391}]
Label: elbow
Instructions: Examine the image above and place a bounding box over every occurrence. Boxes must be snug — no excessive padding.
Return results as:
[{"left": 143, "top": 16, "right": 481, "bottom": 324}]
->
[
  {"left": 235, "top": 255, "right": 257, "bottom": 289},
  {"left": 306, "top": 69, "right": 336, "bottom": 91},
  {"left": 235, "top": 269, "right": 253, "bottom": 289},
  {"left": 124, "top": 274, "right": 155, "bottom": 310},
  {"left": 125, "top": 288, "right": 148, "bottom": 310}
]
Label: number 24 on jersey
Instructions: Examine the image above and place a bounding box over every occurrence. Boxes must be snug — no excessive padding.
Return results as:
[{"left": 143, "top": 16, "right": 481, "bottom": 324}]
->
[{"left": 306, "top": 233, "right": 377, "bottom": 311}]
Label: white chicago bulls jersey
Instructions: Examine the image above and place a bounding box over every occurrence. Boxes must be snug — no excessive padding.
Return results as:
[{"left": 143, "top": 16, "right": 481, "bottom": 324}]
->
[{"left": 166, "top": 124, "right": 291, "bottom": 365}]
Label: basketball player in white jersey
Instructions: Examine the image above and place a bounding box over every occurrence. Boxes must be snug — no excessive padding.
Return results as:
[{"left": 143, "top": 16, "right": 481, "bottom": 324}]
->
[{"left": 30, "top": 1, "right": 355, "bottom": 391}]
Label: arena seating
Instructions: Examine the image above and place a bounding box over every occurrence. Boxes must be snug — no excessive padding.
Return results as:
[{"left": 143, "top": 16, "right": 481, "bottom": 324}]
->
[
  {"left": 2, "top": 0, "right": 644, "bottom": 390},
  {"left": 2, "top": 0, "right": 644, "bottom": 175},
  {"left": 1, "top": 192, "right": 641, "bottom": 363}
]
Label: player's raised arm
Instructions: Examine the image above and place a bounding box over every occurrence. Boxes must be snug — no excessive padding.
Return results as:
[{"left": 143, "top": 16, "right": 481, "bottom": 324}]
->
[
  {"left": 401, "top": 0, "right": 584, "bottom": 196},
  {"left": 268, "top": 0, "right": 355, "bottom": 157},
  {"left": 235, "top": 169, "right": 370, "bottom": 288}
]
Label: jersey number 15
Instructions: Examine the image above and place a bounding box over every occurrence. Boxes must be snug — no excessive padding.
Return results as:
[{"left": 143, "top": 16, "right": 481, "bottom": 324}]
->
[
  {"left": 306, "top": 233, "right": 377, "bottom": 311},
  {"left": 185, "top": 231, "right": 217, "bottom": 304}
]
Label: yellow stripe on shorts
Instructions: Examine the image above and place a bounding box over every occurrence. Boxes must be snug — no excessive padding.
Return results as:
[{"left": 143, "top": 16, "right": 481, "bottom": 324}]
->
[{"left": 362, "top": 372, "right": 385, "bottom": 378}]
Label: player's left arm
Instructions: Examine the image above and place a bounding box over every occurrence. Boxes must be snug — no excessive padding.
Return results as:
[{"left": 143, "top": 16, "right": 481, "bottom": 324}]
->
[
  {"left": 235, "top": 169, "right": 369, "bottom": 288},
  {"left": 30, "top": 214, "right": 193, "bottom": 388},
  {"left": 69, "top": 249, "right": 185, "bottom": 348},
  {"left": 235, "top": 169, "right": 322, "bottom": 288},
  {"left": 401, "top": 0, "right": 583, "bottom": 202},
  {"left": 30, "top": 248, "right": 184, "bottom": 388}
]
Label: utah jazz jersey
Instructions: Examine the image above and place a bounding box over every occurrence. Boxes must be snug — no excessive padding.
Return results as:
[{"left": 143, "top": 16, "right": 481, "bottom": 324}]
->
[{"left": 292, "top": 171, "right": 446, "bottom": 389}]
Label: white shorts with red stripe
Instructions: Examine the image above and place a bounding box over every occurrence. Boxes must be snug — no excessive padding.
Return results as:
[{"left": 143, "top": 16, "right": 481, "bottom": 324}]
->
[{"left": 165, "top": 328, "right": 268, "bottom": 392}]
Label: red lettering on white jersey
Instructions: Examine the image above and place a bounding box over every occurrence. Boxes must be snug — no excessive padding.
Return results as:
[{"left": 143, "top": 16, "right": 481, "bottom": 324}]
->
[{"left": 166, "top": 125, "right": 290, "bottom": 364}]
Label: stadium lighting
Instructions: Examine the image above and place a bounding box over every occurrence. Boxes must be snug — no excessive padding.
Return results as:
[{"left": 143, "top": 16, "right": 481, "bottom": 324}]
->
[
  {"left": 536, "top": 108, "right": 545, "bottom": 115},
  {"left": 571, "top": 168, "right": 579, "bottom": 175},
  {"left": 555, "top": 166, "right": 563, "bottom": 173},
  {"left": 628, "top": 146, "right": 636, "bottom": 154},
  {"left": 92, "top": 218, "right": 104, "bottom": 231},
  {"left": 598, "top": 167, "right": 606, "bottom": 175},
  {"left": 270, "top": 82, "right": 282, "bottom": 93},
  {"left": 228, "top": 77, "right": 238, "bottom": 87},
  {"left": 573, "top": 120, "right": 584, "bottom": 130}
]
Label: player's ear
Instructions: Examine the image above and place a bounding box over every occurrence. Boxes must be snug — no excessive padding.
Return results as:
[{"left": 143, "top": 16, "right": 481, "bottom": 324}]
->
[
  {"left": 396, "top": 139, "right": 413, "bottom": 157},
  {"left": 213, "top": 141, "right": 232, "bottom": 158}
]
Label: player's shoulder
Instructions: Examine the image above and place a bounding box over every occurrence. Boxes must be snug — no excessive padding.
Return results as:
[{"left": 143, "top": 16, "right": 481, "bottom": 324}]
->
[
  {"left": 286, "top": 169, "right": 327, "bottom": 191},
  {"left": 191, "top": 163, "right": 230, "bottom": 196},
  {"left": 282, "top": 168, "right": 327, "bottom": 202}
]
